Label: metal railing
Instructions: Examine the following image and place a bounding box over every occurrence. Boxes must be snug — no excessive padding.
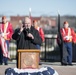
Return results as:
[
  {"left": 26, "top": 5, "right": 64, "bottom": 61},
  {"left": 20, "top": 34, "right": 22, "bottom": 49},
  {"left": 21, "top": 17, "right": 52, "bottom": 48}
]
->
[
  {"left": 9, "top": 34, "right": 76, "bottom": 62},
  {"left": 9, "top": 34, "right": 59, "bottom": 61}
]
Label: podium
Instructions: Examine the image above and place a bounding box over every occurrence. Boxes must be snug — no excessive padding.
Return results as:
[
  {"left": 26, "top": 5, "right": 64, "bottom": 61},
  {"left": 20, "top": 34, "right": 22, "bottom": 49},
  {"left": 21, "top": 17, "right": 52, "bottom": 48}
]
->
[{"left": 17, "top": 49, "right": 40, "bottom": 69}]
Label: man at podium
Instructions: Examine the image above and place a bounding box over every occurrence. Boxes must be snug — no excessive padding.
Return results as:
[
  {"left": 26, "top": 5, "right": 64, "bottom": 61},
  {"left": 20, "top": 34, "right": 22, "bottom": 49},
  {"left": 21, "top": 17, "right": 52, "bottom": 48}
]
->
[{"left": 12, "top": 17, "right": 42, "bottom": 67}]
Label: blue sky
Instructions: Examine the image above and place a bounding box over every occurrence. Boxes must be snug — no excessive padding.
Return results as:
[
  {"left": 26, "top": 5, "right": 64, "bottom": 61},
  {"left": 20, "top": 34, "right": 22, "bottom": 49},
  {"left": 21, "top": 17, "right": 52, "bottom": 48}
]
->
[{"left": 0, "top": 0, "right": 76, "bottom": 16}]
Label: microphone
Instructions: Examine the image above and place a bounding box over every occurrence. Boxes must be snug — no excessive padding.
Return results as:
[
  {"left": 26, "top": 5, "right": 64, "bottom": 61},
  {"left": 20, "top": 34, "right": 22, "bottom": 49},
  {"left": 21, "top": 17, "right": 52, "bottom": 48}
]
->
[
  {"left": 26, "top": 28, "right": 30, "bottom": 34},
  {"left": 26, "top": 28, "right": 30, "bottom": 49}
]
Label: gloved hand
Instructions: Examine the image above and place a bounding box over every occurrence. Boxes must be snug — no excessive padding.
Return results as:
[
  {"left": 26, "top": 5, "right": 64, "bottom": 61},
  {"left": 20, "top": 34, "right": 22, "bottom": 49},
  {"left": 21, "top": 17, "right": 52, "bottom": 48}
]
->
[
  {"left": 65, "top": 36, "right": 72, "bottom": 40},
  {"left": 65, "top": 36, "right": 70, "bottom": 40},
  {"left": 1, "top": 33, "right": 5, "bottom": 37}
]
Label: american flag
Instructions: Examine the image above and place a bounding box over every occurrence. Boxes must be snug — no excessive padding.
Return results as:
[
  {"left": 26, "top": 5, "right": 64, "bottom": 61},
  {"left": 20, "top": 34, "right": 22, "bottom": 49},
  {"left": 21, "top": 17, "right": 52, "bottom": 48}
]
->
[
  {"left": 0, "top": 23, "right": 10, "bottom": 58},
  {"left": 0, "top": 36, "right": 9, "bottom": 58}
]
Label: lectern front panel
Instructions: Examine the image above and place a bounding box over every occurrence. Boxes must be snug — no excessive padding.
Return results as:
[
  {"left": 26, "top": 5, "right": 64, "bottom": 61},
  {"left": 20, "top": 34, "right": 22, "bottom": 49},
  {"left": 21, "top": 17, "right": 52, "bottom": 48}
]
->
[
  {"left": 18, "top": 49, "right": 40, "bottom": 69},
  {"left": 21, "top": 52, "right": 39, "bottom": 69}
]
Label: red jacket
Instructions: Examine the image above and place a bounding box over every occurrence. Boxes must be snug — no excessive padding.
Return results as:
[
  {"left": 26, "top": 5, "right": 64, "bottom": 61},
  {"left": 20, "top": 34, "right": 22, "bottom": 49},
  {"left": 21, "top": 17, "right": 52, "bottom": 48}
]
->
[
  {"left": 0, "top": 22, "right": 13, "bottom": 40},
  {"left": 60, "top": 27, "right": 76, "bottom": 43},
  {"left": 72, "top": 33, "right": 76, "bottom": 43},
  {"left": 36, "top": 27, "right": 45, "bottom": 42}
]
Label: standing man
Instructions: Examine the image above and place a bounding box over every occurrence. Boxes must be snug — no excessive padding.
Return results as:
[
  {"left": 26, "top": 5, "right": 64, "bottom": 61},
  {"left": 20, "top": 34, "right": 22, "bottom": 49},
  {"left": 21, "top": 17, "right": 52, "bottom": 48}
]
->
[
  {"left": 0, "top": 16, "right": 13, "bottom": 65},
  {"left": 58, "top": 21, "right": 76, "bottom": 65},
  {"left": 12, "top": 17, "right": 42, "bottom": 67}
]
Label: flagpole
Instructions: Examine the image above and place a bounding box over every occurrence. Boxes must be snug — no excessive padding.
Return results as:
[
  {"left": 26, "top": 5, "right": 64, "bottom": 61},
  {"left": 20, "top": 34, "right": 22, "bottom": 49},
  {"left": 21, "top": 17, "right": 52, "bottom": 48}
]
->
[
  {"left": 29, "top": 8, "right": 32, "bottom": 22},
  {"left": 29, "top": 8, "right": 31, "bottom": 18},
  {"left": 57, "top": 10, "right": 63, "bottom": 63},
  {"left": 57, "top": 10, "right": 60, "bottom": 33},
  {"left": 57, "top": 10, "right": 63, "bottom": 44}
]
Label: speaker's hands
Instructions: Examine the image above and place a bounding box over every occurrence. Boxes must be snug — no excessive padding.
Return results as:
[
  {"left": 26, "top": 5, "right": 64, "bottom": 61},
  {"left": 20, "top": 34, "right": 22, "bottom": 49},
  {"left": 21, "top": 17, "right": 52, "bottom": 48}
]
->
[
  {"left": 27, "top": 33, "right": 34, "bottom": 39},
  {"left": 20, "top": 24, "right": 24, "bottom": 32}
]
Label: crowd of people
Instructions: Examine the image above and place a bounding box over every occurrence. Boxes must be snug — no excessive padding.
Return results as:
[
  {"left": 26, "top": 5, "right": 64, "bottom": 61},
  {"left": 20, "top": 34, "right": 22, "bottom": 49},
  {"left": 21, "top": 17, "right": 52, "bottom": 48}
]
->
[{"left": 0, "top": 15, "right": 76, "bottom": 67}]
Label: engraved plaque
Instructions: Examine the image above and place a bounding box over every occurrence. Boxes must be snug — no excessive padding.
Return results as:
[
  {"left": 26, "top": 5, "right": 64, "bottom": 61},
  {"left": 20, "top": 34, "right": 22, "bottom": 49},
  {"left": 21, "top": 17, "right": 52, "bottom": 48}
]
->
[{"left": 18, "top": 49, "right": 40, "bottom": 69}]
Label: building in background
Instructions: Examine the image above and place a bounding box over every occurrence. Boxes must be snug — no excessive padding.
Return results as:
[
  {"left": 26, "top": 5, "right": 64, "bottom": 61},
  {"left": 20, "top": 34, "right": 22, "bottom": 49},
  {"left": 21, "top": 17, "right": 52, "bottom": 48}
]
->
[{"left": 10, "top": 16, "right": 56, "bottom": 30}]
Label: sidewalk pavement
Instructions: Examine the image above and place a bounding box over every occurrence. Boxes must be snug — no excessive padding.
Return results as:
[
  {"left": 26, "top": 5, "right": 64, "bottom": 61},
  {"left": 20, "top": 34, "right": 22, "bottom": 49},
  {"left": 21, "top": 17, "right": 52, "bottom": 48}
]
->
[{"left": 0, "top": 61, "right": 76, "bottom": 75}]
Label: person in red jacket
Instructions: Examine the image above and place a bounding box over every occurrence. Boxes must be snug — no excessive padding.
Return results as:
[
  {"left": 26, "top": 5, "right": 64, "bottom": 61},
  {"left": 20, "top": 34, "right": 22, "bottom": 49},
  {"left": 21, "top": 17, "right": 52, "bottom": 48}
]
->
[
  {"left": 33, "top": 20, "right": 45, "bottom": 49},
  {"left": 0, "top": 16, "right": 13, "bottom": 65},
  {"left": 57, "top": 21, "right": 76, "bottom": 66}
]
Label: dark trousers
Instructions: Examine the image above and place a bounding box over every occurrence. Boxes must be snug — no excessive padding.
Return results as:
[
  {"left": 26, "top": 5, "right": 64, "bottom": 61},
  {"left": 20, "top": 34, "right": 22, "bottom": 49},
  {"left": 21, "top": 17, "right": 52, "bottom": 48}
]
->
[
  {"left": 0, "top": 46, "right": 3, "bottom": 64},
  {"left": 36, "top": 45, "right": 40, "bottom": 49},
  {"left": 62, "top": 42, "right": 72, "bottom": 64},
  {"left": 59, "top": 44, "right": 68, "bottom": 64}
]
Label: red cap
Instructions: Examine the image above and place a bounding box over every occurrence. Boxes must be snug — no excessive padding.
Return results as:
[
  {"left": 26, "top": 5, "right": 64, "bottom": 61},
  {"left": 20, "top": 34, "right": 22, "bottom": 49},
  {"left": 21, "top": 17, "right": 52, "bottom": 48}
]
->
[
  {"left": 64, "top": 21, "right": 69, "bottom": 24},
  {"left": 33, "top": 20, "right": 37, "bottom": 23},
  {"left": 2, "top": 16, "right": 6, "bottom": 20}
]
